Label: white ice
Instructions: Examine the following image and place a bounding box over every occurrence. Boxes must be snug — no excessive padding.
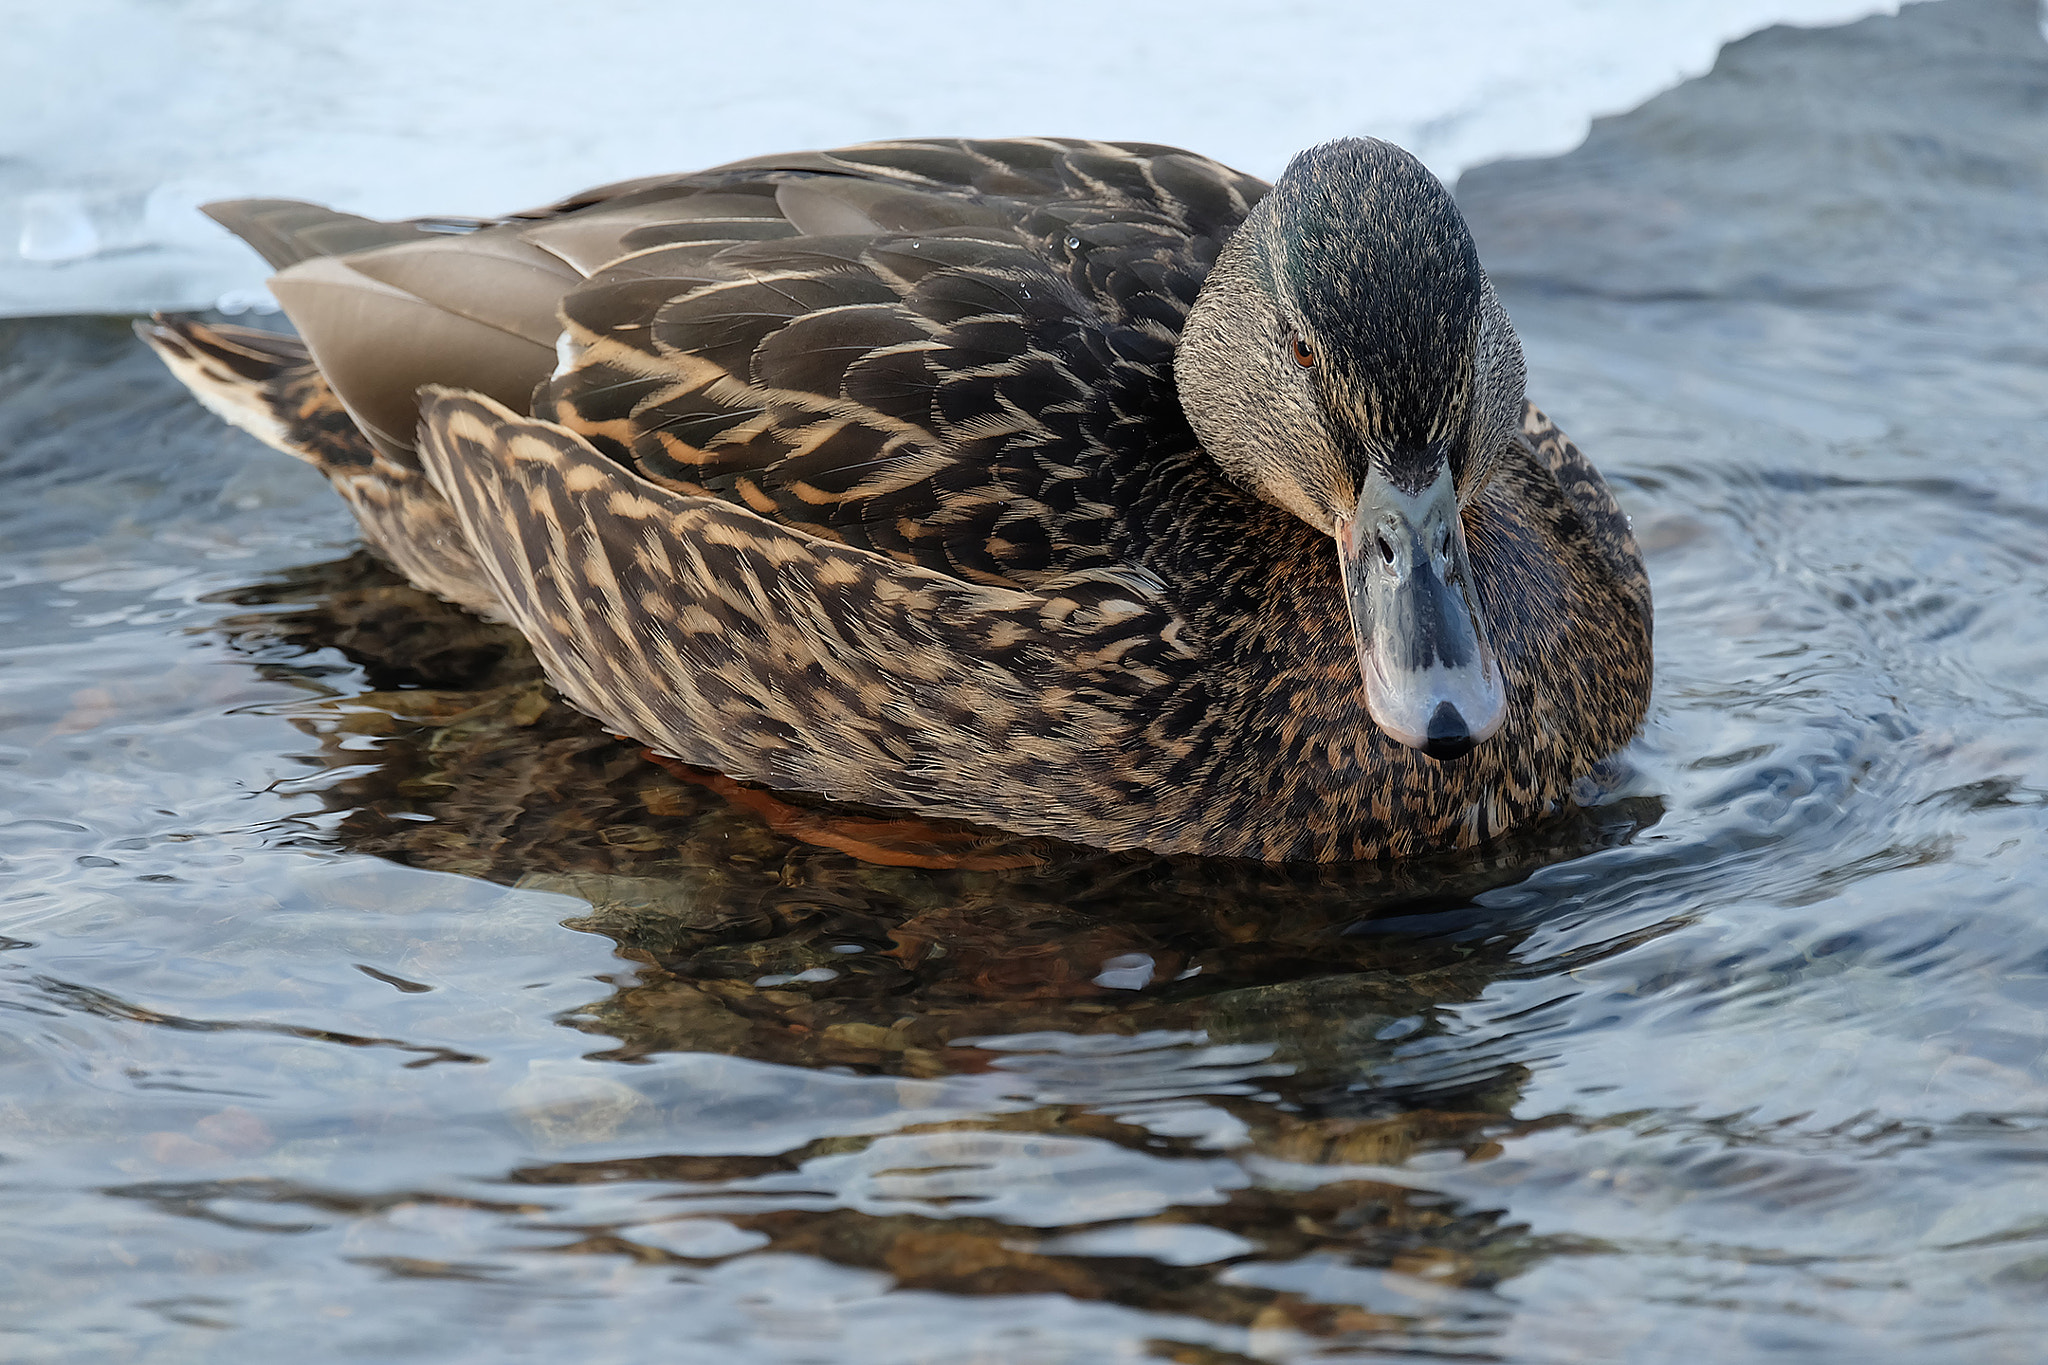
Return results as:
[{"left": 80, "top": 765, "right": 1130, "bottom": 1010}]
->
[{"left": 0, "top": 0, "right": 1899, "bottom": 318}]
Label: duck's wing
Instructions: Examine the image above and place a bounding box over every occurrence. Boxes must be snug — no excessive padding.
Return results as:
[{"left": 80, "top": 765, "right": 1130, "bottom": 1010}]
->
[
  {"left": 535, "top": 139, "right": 1266, "bottom": 590},
  {"left": 198, "top": 181, "right": 800, "bottom": 462},
  {"left": 417, "top": 389, "right": 1203, "bottom": 842},
  {"left": 239, "top": 139, "right": 1265, "bottom": 588}
]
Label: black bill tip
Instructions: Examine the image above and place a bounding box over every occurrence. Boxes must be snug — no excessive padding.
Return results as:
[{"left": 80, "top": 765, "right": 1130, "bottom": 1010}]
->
[{"left": 1420, "top": 700, "right": 1477, "bottom": 763}]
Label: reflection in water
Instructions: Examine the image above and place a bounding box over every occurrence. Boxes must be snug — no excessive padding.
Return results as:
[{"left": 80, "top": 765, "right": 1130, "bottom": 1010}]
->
[{"left": 184, "top": 550, "right": 1661, "bottom": 1350}]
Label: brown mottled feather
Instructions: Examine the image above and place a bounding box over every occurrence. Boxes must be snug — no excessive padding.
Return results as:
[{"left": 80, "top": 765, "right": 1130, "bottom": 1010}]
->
[
  {"left": 136, "top": 318, "right": 499, "bottom": 616},
  {"left": 141, "top": 137, "right": 1651, "bottom": 860}
]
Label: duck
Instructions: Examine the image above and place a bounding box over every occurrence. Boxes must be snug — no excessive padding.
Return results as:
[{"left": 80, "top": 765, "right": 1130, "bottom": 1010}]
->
[{"left": 139, "top": 136, "right": 1651, "bottom": 862}]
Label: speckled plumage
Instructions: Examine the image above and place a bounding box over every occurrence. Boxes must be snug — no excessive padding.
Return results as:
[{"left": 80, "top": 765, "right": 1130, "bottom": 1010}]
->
[{"left": 141, "top": 136, "right": 1650, "bottom": 861}]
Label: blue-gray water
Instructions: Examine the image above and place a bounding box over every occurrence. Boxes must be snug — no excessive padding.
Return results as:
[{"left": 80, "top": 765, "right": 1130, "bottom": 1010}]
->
[{"left": 4, "top": 3, "right": 2046, "bottom": 1360}]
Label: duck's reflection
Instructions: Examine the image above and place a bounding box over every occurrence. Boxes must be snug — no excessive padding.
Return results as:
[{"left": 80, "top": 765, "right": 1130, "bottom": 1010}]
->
[{"left": 206, "top": 552, "right": 1658, "bottom": 1341}]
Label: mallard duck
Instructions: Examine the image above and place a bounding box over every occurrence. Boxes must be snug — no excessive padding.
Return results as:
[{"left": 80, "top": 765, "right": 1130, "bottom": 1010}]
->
[{"left": 140, "top": 136, "right": 1650, "bottom": 862}]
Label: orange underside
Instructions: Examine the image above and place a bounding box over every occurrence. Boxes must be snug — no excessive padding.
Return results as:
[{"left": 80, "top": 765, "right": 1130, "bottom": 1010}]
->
[{"left": 641, "top": 751, "right": 1041, "bottom": 871}]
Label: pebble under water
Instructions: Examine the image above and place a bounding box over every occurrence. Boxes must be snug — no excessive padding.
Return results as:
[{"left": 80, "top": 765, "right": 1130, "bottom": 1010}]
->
[{"left": 4, "top": 3, "right": 2048, "bottom": 1361}]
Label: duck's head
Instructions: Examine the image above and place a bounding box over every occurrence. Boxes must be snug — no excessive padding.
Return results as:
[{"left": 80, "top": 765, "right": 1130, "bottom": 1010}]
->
[{"left": 1177, "top": 138, "right": 1524, "bottom": 763}]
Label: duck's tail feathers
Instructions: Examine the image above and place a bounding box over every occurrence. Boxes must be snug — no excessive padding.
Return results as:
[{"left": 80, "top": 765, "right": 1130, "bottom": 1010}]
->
[
  {"left": 199, "top": 199, "right": 469, "bottom": 272},
  {"left": 136, "top": 315, "right": 375, "bottom": 475}
]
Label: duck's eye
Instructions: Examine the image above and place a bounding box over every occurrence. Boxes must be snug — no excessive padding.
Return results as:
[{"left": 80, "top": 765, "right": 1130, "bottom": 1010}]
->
[{"left": 1290, "top": 335, "right": 1316, "bottom": 368}]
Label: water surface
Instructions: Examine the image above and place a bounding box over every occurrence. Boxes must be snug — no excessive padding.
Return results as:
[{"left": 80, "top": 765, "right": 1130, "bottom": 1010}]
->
[{"left": 4, "top": 4, "right": 2047, "bottom": 1361}]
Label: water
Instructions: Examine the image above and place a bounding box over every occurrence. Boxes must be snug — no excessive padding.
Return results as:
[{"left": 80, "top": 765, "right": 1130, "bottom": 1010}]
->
[{"left": 4, "top": 3, "right": 2047, "bottom": 1360}]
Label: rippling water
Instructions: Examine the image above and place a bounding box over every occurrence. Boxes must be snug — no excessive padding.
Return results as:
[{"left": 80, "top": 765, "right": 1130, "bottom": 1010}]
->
[{"left": 6, "top": 4, "right": 2048, "bottom": 1361}]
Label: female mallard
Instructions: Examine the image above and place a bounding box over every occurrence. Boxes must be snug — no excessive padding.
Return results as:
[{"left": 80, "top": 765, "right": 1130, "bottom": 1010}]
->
[{"left": 141, "top": 136, "right": 1650, "bottom": 862}]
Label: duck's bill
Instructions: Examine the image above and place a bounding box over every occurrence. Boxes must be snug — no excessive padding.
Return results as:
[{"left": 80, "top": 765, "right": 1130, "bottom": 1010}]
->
[{"left": 1335, "top": 464, "right": 1506, "bottom": 762}]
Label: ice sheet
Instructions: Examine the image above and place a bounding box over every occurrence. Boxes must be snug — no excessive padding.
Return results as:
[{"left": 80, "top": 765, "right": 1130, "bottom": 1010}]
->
[{"left": 1, "top": 0, "right": 1901, "bottom": 317}]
